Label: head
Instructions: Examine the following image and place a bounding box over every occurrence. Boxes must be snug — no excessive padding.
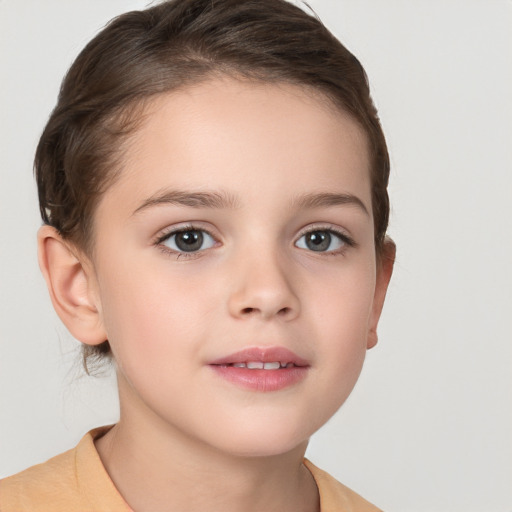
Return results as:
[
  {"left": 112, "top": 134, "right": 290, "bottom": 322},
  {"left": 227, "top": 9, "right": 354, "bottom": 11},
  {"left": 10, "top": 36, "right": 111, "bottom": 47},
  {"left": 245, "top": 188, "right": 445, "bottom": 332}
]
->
[{"left": 36, "top": 0, "right": 392, "bottom": 404}]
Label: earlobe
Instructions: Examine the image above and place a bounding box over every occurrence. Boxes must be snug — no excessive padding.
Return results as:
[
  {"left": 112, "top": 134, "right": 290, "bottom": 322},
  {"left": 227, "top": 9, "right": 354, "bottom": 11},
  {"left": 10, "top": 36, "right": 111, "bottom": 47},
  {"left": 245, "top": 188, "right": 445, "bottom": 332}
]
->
[
  {"left": 367, "top": 238, "right": 396, "bottom": 349},
  {"left": 37, "top": 226, "right": 107, "bottom": 346}
]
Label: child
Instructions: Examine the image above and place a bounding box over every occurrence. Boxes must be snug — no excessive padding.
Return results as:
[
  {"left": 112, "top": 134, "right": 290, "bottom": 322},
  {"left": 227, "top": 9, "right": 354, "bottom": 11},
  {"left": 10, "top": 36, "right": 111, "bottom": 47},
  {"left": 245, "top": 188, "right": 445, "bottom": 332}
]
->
[{"left": 0, "top": 0, "right": 394, "bottom": 510}]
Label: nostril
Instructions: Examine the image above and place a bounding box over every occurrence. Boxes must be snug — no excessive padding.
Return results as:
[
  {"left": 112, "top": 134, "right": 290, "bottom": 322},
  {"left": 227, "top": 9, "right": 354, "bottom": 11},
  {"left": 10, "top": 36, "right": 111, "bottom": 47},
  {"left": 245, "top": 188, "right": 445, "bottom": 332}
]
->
[{"left": 240, "top": 306, "right": 292, "bottom": 317}]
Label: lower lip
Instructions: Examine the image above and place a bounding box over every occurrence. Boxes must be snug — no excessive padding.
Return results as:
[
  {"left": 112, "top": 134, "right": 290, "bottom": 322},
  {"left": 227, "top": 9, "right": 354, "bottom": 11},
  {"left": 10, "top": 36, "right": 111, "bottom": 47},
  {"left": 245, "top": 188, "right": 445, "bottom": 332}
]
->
[{"left": 209, "top": 365, "right": 309, "bottom": 392}]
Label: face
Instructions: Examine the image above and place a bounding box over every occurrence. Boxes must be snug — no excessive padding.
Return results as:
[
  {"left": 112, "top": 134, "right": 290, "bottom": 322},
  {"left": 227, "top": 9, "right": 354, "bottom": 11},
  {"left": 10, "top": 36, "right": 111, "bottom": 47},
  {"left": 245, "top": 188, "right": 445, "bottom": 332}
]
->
[{"left": 86, "top": 78, "right": 390, "bottom": 458}]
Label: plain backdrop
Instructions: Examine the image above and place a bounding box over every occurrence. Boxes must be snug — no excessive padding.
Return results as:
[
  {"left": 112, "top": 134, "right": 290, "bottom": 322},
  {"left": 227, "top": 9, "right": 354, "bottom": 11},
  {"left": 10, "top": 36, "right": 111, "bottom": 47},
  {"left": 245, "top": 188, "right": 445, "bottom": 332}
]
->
[{"left": 1, "top": 1, "right": 511, "bottom": 511}]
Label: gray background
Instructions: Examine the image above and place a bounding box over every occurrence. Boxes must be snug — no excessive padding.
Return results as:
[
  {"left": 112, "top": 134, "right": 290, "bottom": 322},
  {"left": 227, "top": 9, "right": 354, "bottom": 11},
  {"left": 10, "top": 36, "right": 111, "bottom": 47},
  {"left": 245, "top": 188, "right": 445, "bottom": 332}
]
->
[{"left": 1, "top": 1, "right": 511, "bottom": 511}]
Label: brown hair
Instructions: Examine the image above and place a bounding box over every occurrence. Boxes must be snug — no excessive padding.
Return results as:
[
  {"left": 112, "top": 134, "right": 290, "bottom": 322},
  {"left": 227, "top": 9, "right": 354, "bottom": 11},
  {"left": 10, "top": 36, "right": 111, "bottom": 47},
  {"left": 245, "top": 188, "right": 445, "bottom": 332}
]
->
[{"left": 35, "top": 0, "right": 390, "bottom": 371}]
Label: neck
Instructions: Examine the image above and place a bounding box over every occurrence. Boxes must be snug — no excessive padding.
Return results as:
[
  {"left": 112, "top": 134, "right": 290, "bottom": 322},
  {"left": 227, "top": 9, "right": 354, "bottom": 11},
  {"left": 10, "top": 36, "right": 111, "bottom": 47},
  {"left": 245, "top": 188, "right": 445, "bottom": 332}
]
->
[{"left": 95, "top": 386, "right": 319, "bottom": 512}]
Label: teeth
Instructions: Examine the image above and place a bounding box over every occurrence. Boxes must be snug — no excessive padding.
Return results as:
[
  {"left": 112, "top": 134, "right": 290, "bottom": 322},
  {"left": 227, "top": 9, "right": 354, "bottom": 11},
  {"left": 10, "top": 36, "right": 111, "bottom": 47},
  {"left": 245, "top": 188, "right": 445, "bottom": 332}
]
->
[
  {"left": 246, "top": 361, "right": 264, "bottom": 369},
  {"left": 231, "top": 361, "right": 290, "bottom": 370}
]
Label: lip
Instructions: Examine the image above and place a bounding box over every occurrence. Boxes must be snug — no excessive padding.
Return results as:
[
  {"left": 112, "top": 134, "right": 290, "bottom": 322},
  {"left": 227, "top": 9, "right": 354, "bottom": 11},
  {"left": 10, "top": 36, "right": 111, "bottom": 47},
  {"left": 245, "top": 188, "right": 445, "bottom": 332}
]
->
[
  {"left": 208, "top": 347, "right": 310, "bottom": 392},
  {"left": 209, "top": 347, "right": 309, "bottom": 367}
]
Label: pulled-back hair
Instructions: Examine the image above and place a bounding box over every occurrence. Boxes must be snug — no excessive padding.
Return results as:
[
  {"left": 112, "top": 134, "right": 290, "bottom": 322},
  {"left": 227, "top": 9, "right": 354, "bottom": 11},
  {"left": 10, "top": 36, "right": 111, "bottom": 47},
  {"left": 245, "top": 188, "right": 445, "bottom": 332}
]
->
[{"left": 35, "top": 0, "right": 390, "bottom": 370}]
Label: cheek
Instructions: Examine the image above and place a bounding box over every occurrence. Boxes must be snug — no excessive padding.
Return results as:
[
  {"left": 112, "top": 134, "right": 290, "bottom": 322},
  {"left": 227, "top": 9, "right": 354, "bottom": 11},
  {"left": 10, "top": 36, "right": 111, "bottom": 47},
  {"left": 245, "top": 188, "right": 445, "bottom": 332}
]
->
[
  {"left": 307, "top": 261, "right": 376, "bottom": 393},
  {"left": 309, "top": 258, "right": 376, "bottom": 336},
  {"left": 98, "top": 275, "right": 198, "bottom": 404},
  {"left": 96, "top": 258, "right": 208, "bottom": 364}
]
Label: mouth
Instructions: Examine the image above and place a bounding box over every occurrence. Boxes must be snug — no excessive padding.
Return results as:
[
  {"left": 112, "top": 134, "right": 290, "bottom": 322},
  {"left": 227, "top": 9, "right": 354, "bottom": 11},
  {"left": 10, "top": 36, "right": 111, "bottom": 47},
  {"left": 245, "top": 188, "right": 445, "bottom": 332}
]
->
[
  {"left": 208, "top": 347, "right": 309, "bottom": 392},
  {"left": 218, "top": 361, "right": 300, "bottom": 370}
]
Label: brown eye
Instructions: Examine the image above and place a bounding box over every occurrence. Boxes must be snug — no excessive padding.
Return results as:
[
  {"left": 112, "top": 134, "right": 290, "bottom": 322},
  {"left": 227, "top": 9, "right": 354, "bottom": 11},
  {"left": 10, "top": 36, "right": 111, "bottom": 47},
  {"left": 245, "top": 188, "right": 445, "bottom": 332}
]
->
[{"left": 162, "top": 229, "right": 215, "bottom": 253}]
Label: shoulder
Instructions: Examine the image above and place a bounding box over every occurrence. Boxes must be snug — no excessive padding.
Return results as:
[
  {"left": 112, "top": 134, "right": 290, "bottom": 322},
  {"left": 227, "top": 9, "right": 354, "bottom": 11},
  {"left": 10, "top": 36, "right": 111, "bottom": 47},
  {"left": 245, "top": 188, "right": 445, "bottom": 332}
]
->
[
  {"left": 304, "top": 459, "right": 383, "bottom": 512},
  {"left": 0, "top": 445, "right": 80, "bottom": 511},
  {"left": 0, "top": 426, "right": 130, "bottom": 512}
]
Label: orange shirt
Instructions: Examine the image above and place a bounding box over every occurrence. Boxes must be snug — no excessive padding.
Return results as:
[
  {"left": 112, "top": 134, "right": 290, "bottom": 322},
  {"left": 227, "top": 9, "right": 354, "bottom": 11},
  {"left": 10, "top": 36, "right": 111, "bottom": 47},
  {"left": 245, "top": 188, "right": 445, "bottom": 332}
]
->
[{"left": 0, "top": 427, "right": 382, "bottom": 511}]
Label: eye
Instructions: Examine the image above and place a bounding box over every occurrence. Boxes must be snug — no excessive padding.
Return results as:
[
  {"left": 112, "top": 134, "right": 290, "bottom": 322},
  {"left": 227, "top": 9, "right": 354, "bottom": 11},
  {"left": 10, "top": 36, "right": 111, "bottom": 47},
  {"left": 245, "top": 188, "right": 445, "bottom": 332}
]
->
[
  {"left": 295, "top": 229, "right": 351, "bottom": 253},
  {"left": 161, "top": 228, "right": 216, "bottom": 253}
]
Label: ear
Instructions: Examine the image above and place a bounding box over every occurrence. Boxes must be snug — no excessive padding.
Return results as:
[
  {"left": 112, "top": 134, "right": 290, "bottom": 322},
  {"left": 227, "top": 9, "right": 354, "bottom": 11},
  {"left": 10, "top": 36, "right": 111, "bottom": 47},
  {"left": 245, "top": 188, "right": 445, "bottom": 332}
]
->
[
  {"left": 37, "top": 225, "right": 107, "bottom": 346},
  {"left": 367, "top": 238, "right": 395, "bottom": 349}
]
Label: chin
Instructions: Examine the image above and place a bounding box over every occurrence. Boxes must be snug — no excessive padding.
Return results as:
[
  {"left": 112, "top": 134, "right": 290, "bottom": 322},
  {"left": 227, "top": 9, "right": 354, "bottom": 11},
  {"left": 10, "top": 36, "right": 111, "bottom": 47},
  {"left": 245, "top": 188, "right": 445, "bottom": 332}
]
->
[{"left": 208, "top": 422, "right": 312, "bottom": 459}]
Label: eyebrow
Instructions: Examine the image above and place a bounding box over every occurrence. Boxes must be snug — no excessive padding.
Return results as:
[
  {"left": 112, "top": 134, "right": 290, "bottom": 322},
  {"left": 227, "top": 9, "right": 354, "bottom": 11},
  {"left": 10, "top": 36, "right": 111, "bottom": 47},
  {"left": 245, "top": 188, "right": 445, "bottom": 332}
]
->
[
  {"left": 133, "top": 189, "right": 240, "bottom": 215},
  {"left": 292, "top": 192, "right": 369, "bottom": 216},
  {"left": 132, "top": 189, "right": 369, "bottom": 216}
]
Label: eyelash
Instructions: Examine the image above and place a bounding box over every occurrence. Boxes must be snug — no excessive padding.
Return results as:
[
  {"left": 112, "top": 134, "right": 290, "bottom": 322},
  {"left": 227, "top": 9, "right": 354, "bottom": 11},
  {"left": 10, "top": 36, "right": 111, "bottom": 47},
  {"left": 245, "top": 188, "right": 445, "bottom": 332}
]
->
[
  {"left": 154, "top": 225, "right": 219, "bottom": 260},
  {"left": 153, "top": 224, "right": 356, "bottom": 259},
  {"left": 295, "top": 225, "right": 356, "bottom": 255}
]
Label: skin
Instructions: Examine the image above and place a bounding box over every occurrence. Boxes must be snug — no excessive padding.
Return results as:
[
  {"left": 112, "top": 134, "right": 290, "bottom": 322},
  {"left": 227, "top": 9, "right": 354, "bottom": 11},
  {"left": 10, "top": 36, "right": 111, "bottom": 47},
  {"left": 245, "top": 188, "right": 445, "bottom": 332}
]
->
[{"left": 38, "top": 78, "right": 394, "bottom": 512}]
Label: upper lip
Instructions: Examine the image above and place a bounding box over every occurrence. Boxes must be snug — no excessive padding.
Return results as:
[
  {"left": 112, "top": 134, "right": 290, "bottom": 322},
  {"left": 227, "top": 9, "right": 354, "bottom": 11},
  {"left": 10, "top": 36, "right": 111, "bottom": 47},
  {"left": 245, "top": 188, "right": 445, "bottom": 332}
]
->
[{"left": 209, "top": 347, "right": 309, "bottom": 367}]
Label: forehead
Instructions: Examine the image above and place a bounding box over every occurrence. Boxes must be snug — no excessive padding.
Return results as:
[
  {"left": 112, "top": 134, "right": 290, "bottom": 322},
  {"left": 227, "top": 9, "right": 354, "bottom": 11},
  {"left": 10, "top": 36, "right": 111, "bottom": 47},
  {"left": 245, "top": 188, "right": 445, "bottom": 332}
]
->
[{"left": 97, "top": 77, "right": 371, "bottom": 218}]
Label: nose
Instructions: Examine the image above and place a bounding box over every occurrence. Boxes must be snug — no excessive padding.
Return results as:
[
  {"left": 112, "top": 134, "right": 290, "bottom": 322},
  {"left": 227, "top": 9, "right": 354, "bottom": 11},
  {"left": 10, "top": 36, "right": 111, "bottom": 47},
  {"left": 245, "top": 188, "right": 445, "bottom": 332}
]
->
[{"left": 227, "top": 249, "right": 300, "bottom": 321}]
